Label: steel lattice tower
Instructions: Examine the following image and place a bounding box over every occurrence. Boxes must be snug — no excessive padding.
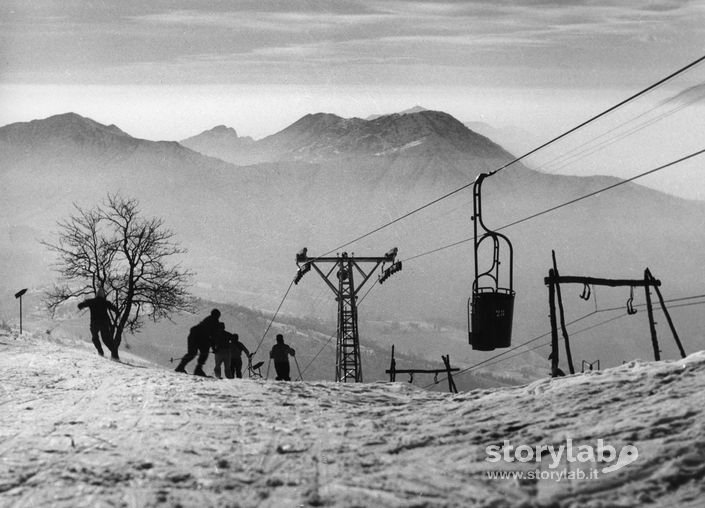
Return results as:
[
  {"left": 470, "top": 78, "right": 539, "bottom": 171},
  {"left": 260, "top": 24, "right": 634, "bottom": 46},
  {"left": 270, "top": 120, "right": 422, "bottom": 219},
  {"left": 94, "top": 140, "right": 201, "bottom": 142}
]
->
[
  {"left": 294, "top": 248, "right": 399, "bottom": 382},
  {"left": 336, "top": 254, "right": 361, "bottom": 381}
]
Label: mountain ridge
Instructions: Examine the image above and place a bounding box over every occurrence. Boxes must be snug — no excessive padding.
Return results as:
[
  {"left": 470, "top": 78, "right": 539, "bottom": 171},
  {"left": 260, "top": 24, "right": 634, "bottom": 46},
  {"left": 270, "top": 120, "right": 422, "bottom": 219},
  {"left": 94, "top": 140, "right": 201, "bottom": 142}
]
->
[
  {"left": 181, "top": 109, "right": 516, "bottom": 167},
  {"left": 0, "top": 112, "right": 213, "bottom": 165}
]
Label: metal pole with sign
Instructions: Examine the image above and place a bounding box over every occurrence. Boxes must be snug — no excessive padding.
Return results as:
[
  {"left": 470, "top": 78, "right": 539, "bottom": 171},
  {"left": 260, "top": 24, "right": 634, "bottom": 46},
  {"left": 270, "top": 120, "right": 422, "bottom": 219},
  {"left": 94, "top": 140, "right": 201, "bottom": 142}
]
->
[{"left": 14, "top": 288, "right": 28, "bottom": 335}]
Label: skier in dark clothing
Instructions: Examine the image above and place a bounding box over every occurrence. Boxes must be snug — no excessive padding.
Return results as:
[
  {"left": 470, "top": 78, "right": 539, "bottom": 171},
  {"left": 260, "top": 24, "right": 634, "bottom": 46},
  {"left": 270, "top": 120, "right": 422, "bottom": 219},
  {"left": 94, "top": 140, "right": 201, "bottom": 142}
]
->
[
  {"left": 269, "top": 334, "right": 295, "bottom": 381},
  {"left": 78, "top": 288, "right": 118, "bottom": 359},
  {"left": 175, "top": 309, "right": 221, "bottom": 376},
  {"left": 213, "top": 322, "right": 235, "bottom": 379},
  {"left": 229, "top": 333, "right": 250, "bottom": 379}
]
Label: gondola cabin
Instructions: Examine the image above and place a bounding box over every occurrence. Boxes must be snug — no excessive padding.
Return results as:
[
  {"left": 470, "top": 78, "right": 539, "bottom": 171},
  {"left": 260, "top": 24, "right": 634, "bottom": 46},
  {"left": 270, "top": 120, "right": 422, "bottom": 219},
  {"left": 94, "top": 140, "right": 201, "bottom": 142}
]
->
[{"left": 469, "top": 287, "right": 515, "bottom": 350}]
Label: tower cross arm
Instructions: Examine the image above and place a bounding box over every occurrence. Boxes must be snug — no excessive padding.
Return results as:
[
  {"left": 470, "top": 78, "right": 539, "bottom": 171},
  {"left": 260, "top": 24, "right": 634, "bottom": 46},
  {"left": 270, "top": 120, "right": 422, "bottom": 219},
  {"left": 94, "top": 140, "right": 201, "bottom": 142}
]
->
[
  {"left": 295, "top": 247, "right": 400, "bottom": 296},
  {"left": 543, "top": 275, "right": 661, "bottom": 287},
  {"left": 299, "top": 255, "right": 392, "bottom": 263},
  {"left": 352, "top": 260, "right": 385, "bottom": 296},
  {"left": 296, "top": 246, "right": 397, "bottom": 265},
  {"left": 310, "top": 262, "right": 340, "bottom": 295}
]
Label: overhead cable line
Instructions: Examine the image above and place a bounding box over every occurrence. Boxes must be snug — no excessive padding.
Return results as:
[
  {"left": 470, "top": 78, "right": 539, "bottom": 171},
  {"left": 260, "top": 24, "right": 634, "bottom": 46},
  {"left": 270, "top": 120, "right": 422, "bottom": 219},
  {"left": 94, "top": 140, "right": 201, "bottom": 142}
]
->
[
  {"left": 252, "top": 278, "right": 295, "bottom": 355},
  {"left": 479, "top": 291, "right": 705, "bottom": 367},
  {"left": 300, "top": 332, "right": 336, "bottom": 377},
  {"left": 299, "top": 278, "right": 382, "bottom": 377},
  {"left": 592, "top": 292, "right": 705, "bottom": 314},
  {"left": 484, "top": 54, "right": 705, "bottom": 177},
  {"left": 666, "top": 300, "right": 705, "bottom": 310},
  {"left": 319, "top": 185, "right": 473, "bottom": 257},
  {"left": 644, "top": 293, "right": 705, "bottom": 305},
  {"left": 404, "top": 147, "right": 705, "bottom": 263},
  {"left": 424, "top": 292, "right": 705, "bottom": 390},
  {"left": 489, "top": 148, "right": 705, "bottom": 231},
  {"left": 301, "top": 291, "right": 705, "bottom": 382},
  {"left": 475, "top": 311, "right": 629, "bottom": 373},
  {"left": 422, "top": 310, "right": 627, "bottom": 389},
  {"left": 293, "top": 56, "right": 705, "bottom": 355},
  {"left": 290, "top": 143, "right": 705, "bottom": 375},
  {"left": 538, "top": 99, "right": 694, "bottom": 176},
  {"left": 319, "top": 54, "right": 705, "bottom": 257},
  {"left": 458, "top": 296, "right": 705, "bottom": 376},
  {"left": 297, "top": 273, "right": 383, "bottom": 378},
  {"left": 358, "top": 280, "right": 380, "bottom": 305},
  {"left": 419, "top": 311, "right": 600, "bottom": 388},
  {"left": 277, "top": 55, "right": 705, "bottom": 374},
  {"left": 473, "top": 341, "right": 551, "bottom": 372}
]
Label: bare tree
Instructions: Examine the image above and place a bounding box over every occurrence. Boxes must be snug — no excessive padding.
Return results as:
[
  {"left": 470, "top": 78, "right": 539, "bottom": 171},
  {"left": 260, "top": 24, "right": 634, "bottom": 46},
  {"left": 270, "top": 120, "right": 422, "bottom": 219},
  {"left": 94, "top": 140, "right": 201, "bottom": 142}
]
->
[{"left": 44, "top": 194, "right": 194, "bottom": 353}]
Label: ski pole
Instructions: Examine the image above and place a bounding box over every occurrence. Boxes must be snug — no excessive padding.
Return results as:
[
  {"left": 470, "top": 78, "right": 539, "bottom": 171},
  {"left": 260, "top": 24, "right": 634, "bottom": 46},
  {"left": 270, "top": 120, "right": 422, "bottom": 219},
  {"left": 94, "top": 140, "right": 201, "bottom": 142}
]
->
[
  {"left": 266, "top": 358, "right": 271, "bottom": 379},
  {"left": 293, "top": 356, "right": 304, "bottom": 381}
]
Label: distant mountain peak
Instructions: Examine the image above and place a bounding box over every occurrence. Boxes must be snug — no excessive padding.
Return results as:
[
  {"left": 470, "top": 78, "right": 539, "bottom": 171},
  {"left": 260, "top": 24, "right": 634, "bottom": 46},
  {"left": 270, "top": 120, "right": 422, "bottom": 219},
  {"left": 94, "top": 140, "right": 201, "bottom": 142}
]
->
[
  {"left": 45, "top": 112, "right": 89, "bottom": 123},
  {"left": 366, "top": 105, "right": 428, "bottom": 120},
  {"left": 400, "top": 105, "right": 428, "bottom": 114},
  {"left": 250, "top": 108, "right": 513, "bottom": 165},
  {"left": 0, "top": 112, "right": 214, "bottom": 165},
  {"left": 179, "top": 123, "right": 254, "bottom": 162},
  {"left": 39, "top": 112, "right": 129, "bottom": 135},
  {"left": 181, "top": 124, "right": 253, "bottom": 144},
  {"left": 0, "top": 112, "right": 145, "bottom": 152},
  {"left": 283, "top": 112, "right": 364, "bottom": 134},
  {"left": 207, "top": 125, "right": 239, "bottom": 137}
]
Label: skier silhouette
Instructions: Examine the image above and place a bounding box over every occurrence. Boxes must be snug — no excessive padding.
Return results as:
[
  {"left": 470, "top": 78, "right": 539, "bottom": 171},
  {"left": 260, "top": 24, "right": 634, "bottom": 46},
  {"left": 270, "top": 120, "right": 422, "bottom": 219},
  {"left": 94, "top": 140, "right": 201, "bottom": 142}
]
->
[
  {"left": 175, "top": 309, "right": 221, "bottom": 376},
  {"left": 269, "top": 334, "right": 295, "bottom": 381},
  {"left": 229, "top": 333, "right": 250, "bottom": 379},
  {"left": 212, "top": 322, "right": 233, "bottom": 379},
  {"left": 77, "top": 288, "right": 118, "bottom": 359}
]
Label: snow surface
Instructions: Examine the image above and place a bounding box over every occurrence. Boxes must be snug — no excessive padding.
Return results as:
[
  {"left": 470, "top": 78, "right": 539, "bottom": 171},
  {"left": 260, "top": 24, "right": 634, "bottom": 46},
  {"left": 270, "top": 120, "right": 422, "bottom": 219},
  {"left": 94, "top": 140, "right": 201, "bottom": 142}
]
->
[{"left": 1, "top": 328, "right": 704, "bottom": 507}]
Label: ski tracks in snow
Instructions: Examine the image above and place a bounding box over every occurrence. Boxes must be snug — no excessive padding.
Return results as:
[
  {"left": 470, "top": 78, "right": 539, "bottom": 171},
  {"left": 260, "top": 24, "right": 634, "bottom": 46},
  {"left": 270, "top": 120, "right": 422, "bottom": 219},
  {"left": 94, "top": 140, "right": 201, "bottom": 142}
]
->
[{"left": 1, "top": 330, "right": 705, "bottom": 507}]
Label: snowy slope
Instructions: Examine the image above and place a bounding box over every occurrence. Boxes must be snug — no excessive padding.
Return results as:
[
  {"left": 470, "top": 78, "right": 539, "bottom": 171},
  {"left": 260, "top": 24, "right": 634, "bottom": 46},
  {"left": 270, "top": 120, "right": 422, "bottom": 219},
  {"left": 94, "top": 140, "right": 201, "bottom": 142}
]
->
[{"left": 1, "top": 327, "right": 704, "bottom": 507}]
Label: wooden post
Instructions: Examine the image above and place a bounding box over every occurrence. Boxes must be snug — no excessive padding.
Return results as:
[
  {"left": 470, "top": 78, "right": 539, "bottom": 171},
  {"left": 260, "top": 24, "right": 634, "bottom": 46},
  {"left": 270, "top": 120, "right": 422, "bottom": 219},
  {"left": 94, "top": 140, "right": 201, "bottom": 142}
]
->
[
  {"left": 544, "top": 264, "right": 679, "bottom": 369},
  {"left": 648, "top": 270, "right": 686, "bottom": 359},
  {"left": 644, "top": 269, "right": 660, "bottom": 361},
  {"left": 548, "top": 268, "right": 560, "bottom": 377},
  {"left": 442, "top": 355, "right": 458, "bottom": 394},
  {"left": 552, "top": 252, "right": 575, "bottom": 374},
  {"left": 389, "top": 345, "right": 396, "bottom": 382}
]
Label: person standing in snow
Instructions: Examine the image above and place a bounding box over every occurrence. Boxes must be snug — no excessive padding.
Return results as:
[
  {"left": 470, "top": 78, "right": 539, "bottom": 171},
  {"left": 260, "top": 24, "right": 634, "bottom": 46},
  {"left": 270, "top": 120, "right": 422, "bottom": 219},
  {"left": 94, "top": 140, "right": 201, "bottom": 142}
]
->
[
  {"left": 213, "top": 322, "right": 241, "bottom": 379},
  {"left": 229, "top": 333, "right": 250, "bottom": 379},
  {"left": 269, "top": 334, "right": 295, "bottom": 381},
  {"left": 77, "top": 288, "right": 118, "bottom": 359},
  {"left": 175, "top": 309, "right": 221, "bottom": 376}
]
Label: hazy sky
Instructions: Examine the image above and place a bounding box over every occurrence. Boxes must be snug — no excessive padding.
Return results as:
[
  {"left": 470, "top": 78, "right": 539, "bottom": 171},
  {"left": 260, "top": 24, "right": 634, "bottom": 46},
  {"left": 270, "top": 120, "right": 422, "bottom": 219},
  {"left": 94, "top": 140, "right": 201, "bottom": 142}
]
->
[{"left": 1, "top": 0, "right": 705, "bottom": 143}]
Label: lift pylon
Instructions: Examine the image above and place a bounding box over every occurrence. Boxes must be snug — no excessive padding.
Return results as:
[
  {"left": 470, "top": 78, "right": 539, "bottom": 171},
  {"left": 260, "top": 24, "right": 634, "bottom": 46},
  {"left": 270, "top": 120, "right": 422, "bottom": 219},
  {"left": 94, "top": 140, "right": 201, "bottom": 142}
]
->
[{"left": 295, "top": 247, "right": 399, "bottom": 382}]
